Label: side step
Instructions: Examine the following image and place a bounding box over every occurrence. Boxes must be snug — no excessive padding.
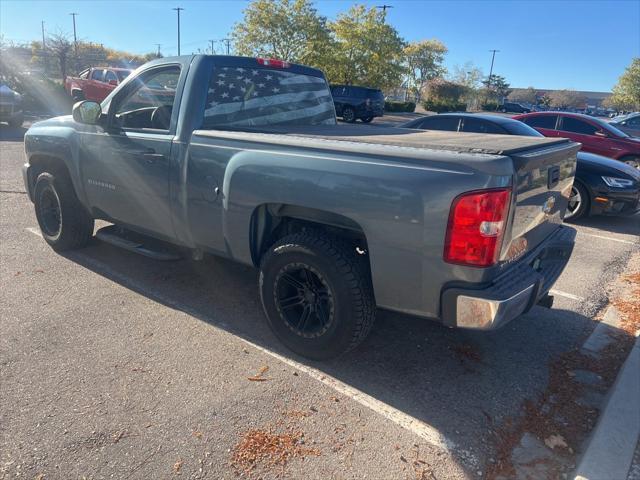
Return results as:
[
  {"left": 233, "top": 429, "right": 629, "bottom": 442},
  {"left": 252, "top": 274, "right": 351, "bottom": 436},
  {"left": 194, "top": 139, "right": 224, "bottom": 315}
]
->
[{"left": 95, "top": 225, "right": 182, "bottom": 261}]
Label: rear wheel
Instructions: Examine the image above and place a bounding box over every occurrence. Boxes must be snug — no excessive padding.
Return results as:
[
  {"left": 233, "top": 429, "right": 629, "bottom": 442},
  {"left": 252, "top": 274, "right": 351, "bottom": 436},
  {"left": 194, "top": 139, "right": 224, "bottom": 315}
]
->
[
  {"left": 565, "top": 181, "right": 589, "bottom": 221},
  {"left": 342, "top": 107, "right": 356, "bottom": 123},
  {"left": 259, "top": 231, "right": 375, "bottom": 360},
  {"left": 72, "top": 90, "right": 85, "bottom": 101},
  {"left": 8, "top": 115, "right": 24, "bottom": 128},
  {"left": 34, "top": 171, "right": 94, "bottom": 251}
]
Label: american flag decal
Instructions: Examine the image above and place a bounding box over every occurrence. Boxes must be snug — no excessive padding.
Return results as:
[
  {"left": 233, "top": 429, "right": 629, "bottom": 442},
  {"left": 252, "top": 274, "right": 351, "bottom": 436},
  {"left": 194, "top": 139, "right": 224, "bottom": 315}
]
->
[{"left": 203, "top": 67, "right": 336, "bottom": 127}]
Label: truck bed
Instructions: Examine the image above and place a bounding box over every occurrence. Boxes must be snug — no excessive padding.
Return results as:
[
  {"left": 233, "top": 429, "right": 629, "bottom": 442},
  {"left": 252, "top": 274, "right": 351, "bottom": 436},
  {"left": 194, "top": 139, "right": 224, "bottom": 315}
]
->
[{"left": 195, "top": 124, "right": 570, "bottom": 156}]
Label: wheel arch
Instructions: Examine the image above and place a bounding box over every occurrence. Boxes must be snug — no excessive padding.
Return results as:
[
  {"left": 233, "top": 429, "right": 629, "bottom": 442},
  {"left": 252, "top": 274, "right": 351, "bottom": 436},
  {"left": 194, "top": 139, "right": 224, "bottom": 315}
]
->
[
  {"left": 26, "top": 154, "right": 74, "bottom": 200},
  {"left": 249, "top": 203, "right": 370, "bottom": 268}
]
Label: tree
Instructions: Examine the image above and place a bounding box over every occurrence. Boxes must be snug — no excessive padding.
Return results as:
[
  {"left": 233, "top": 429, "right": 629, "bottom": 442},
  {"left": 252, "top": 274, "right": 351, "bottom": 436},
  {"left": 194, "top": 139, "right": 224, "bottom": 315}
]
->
[
  {"left": 47, "top": 33, "right": 73, "bottom": 81},
  {"left": 509, "top": 87, "right": 537, "bottom": 104},
  {"left": 404, "top": 39, "right": 447, "bottom": 101},
  {"left": 231, "top": 0, "right": 331, "bottom": 66},
  {"left": 608, "top": 58, "right": 640, "bottom": 111},
  {"left": 548, "top": 89, "right": 587, "bottom": 109},
  {"left": 482, "top": 74, "right": 511, "bottom": 99},
  {"left": 325, "top": 5, "right": 405, "bottom": 89},
  {"left": 450, "top": 62, "right": 483, "bottom": 90}
]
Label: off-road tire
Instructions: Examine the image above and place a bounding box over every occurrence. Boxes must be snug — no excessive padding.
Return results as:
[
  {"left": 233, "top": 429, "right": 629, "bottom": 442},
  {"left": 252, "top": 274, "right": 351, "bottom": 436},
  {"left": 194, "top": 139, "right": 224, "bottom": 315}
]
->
[
  {"left": 259, "top": 231, "right": 376, "bottom": 360},
  {"left": 33, "top": 171, "right": 94, "bottom": 251}
]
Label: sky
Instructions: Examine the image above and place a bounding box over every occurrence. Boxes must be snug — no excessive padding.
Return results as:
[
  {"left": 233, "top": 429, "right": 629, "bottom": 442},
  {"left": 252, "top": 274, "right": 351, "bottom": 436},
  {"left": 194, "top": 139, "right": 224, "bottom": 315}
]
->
[{"left": 1, "top": 0, "right": 639, "bottom": 92}]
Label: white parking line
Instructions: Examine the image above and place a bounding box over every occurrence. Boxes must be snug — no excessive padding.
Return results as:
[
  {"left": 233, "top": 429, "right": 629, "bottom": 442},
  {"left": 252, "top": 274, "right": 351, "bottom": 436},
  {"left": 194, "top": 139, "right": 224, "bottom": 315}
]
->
[
  {"left": 578, "top": 232, "right": 639, "bottom": 246},
  {"left": 549, "top": 289, "right": 585, "bottom": 302},
  {"left": 26, "top": 227, "right": 42, "bottom": 237},
  {"left": 24, "top": 226, "right": 460, "bottom": 456}
]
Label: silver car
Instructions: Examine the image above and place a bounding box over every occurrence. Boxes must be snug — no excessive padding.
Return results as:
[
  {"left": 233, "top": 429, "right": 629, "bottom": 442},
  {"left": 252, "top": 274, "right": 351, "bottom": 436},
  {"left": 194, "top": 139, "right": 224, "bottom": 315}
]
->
[{"left": 610, "top": 112, "right": 640, "bottom": 138}]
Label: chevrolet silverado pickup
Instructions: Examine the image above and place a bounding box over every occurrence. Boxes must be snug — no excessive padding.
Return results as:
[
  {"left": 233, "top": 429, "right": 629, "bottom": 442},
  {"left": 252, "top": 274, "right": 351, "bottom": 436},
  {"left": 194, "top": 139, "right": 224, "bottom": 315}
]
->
[{"left": 23, "top": 55, "right": 579, "bottom": 359}]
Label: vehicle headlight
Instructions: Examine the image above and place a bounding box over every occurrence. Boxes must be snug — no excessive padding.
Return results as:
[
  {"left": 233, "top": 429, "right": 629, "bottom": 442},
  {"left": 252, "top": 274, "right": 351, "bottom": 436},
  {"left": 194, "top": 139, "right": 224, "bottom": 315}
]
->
[{"left": 601, "top": 176, "right": 634, "bottom": 188}]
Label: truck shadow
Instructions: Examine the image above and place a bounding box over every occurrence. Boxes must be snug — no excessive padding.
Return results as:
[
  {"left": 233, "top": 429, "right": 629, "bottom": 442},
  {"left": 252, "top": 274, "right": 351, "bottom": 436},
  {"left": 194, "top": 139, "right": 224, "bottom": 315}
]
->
[{"left": 62, "top": 240, "right": 615, "bottom": 470}]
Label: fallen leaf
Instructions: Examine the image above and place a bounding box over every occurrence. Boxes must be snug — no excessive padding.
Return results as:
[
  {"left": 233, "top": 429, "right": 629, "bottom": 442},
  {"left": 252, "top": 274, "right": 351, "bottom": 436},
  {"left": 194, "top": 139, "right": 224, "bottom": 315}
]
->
[
  {"left": 544, "top": 434, "right": 568, "bottom": 449},
  {"left": 192, "top": 430, "right": 203, "bottom": 439},
  {"left": 173, "top": 458, "right": 183, "bottom": 474},
  {"left": 248, "top": 365, "right": 270, "bottom": 381}
]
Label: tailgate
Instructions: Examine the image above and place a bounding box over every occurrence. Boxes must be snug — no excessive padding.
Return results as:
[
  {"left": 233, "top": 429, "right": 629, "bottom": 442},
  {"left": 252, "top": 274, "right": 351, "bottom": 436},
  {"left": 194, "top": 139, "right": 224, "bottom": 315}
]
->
[{"left": 501, "top": 141, "right": 580, "bottom": 262}]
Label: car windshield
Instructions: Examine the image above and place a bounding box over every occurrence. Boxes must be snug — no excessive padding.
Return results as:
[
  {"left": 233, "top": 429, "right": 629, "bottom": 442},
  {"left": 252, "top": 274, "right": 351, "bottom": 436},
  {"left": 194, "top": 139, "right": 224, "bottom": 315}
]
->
[{"left": 591, "top": 116, "right": 630, "bottom": 137}]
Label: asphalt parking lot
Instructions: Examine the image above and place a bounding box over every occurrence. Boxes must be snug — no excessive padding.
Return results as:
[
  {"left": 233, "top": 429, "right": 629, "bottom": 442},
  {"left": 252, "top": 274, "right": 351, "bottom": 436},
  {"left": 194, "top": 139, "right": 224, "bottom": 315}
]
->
[{"left": 1, "top": 122, "right": 639, "bottom": 479}]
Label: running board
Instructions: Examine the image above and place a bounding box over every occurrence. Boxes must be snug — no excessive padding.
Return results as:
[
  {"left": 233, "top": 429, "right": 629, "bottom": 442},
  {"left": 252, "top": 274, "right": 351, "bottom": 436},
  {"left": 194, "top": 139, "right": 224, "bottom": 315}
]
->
[{"left": 95, "top": 225, "right": 182, "bottom": 261}]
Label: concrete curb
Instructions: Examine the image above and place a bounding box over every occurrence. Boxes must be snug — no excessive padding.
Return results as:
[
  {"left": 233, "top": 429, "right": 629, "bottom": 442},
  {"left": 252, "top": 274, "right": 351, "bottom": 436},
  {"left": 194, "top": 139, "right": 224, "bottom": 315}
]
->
[{"left": 574, "top": 325, "right": 640, "bottom": 480}]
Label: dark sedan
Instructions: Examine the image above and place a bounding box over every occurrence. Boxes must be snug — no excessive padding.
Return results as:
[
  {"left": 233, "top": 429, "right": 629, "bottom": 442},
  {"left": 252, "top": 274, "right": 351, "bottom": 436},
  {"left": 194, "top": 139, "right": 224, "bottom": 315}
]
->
[{"left": 401, "top": 113, "right": 640, "bottom": 220}]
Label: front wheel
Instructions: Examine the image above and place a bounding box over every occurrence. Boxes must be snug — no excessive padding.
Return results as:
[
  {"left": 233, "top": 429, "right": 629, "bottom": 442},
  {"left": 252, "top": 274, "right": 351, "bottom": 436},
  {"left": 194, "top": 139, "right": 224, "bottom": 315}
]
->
[
  {"left": 564, "top": 181, "right": 589, "bottom": 221},
  {"left": 621, "top": 156, "right": 640, "bottom": 170},
  {"left": 259, "top": 232, "right": 375, "bottom": 360},
  {"left": 34, "top": 172, "right": 94, "bottom": 251}
]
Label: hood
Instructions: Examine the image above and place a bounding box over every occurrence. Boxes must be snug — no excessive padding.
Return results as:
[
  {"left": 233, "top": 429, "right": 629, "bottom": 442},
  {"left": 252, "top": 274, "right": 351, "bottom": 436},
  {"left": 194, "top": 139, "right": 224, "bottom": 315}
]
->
[
  {"left": 0, "top": 84, "right": 21, "bottom": 100},
  {"left": 577, "top": 152, "right": 640, "bottom": 181}
]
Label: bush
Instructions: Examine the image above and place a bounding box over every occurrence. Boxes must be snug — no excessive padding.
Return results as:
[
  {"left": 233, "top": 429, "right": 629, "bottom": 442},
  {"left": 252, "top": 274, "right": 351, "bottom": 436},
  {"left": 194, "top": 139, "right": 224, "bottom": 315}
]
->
[
  {"left": 480, "top": 100, "right": 500, "bottom": 111},
  {"left": 422, "top": 99, "right": 467, "bottom": 113},
  {"left": 384, "top": 101, "right": 416, "bottom": 113}
]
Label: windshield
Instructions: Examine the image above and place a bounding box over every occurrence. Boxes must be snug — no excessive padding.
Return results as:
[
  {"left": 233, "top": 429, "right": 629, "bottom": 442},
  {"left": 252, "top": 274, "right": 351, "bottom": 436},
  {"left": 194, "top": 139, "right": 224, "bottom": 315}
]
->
[
  {"left": 202, "top": 68, "right": 336, "bottom": 128},
  {"left": 505, "top": 120, "right": 544, "bottom": 137}
]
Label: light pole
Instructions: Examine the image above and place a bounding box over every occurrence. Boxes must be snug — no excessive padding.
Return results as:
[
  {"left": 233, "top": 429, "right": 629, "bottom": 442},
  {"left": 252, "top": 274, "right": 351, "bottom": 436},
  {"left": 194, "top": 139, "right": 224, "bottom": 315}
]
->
[
  {"left": 221, "top": 38, "right": 231, "bottom": 55},
  {"left": 155, "top": 43, "right": 162, "bottom": 57},
  {"left": 172, "top": 7, "right": 184, "bottom": 55},
  {"left": 209, "top": 39, "right": 215, "bottom": 54}
]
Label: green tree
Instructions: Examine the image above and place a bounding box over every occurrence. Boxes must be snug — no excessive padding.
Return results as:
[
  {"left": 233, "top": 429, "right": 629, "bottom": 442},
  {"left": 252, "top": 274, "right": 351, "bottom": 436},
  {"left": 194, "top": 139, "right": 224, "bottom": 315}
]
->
[
  {"left": 404, "top": 39, "right": 447, "bottom": 101},
  {"left": 482, "top": 74, "right": 511, "bottom": 99},
  {"left": 325, "top": 5, "right": 405, "bottom": 90},
  {"left": 608, "top": 58, "right": 640, "bottom": 110},
  {"left": 509, "top": 87, "right": 537, "bottom": 104},
  {"left": 231, "top": 0, "right": 331, "bottom": 66}
]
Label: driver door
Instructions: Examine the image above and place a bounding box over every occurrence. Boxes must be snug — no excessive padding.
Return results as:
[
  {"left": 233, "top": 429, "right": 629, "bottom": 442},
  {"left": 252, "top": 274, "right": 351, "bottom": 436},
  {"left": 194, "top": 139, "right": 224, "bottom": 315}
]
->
[{"left": 80, "top": 65, "right": 181, "bottom": 240}]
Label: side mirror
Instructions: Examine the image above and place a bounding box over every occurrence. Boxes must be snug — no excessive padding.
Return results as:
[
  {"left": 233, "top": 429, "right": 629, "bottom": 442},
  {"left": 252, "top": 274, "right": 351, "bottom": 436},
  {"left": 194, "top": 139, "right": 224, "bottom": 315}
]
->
[
  {"left": 108, "top": 79, "right": 118, "bottom": 86},
  {"left": 72, "top": 100, "right": 102, "bottom": 125}
]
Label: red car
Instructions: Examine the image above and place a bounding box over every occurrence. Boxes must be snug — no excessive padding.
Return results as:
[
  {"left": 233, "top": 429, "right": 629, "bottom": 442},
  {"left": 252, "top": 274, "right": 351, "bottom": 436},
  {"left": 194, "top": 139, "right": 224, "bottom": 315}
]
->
[
  {"left": 64, "top": 67, "right": 132, "bottom": 103},
  {"left": 514, "top": 112, "right": 640, "bottom": 169}
]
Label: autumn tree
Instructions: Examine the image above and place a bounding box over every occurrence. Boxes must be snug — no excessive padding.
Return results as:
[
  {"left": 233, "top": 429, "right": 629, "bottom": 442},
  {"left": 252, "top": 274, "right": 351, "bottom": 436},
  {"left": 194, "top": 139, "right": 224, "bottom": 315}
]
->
[
  {"left": 404, "top": 39, "right": 447, "bottom": 101},
  {"left": 548, "top": 89, "right": 587, "bottom": 109},
  {"left": 47, "top": 33, "right": 73, "bottom": 81},
  {"left": 509, "top": 87, "right": 537, "bottom": 104},
  {"left": 608, "top": 58, "right": 640, "bottom": 110},
  {"left": 325, "top": 5, "right": 405, "bottom": 90},
  {"left": 482, "top": 74, "right": 511, "bottom": 99},
  {"left": 231, "top": 0, "right": 331, "bottom": 66}
]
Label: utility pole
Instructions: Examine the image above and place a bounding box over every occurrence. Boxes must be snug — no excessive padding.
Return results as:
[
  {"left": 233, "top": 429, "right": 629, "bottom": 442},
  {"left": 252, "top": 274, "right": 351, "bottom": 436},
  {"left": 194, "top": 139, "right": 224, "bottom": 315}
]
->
[
  {"left": 41, "top": 20, "right": 48, "bottom": 73},
  {"left": 155, "top": 43, "right": 162, "bottom": 57},
  {"left": 376, "top": 4, "right": 393, "bottom": 12},
  {"left": 69, "top": 13, "right": 78, "bottom": 55},
  {"left": 172, "top": 7, "right": 184, "bottom": 55},
  {"left": 221, "top": 38, "right": 231, "bottom": 55},
  {"left": 209, "top": 39, "right": 215, "bottom": 54},
  {"left": 487, "top": 49, "right": 499, "bottom": 89}
]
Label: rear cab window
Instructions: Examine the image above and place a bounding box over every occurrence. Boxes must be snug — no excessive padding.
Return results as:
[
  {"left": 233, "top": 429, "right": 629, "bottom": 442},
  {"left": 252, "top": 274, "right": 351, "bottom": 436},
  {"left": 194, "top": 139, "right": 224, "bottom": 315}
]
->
[
  {"left": 462, "top": 118, "right": 506, "bottom": 134},
  {"left": 202, "top": 64, "right": 336, "bottom": 128},
  {"left": 523, "top": 115, "right": 558, "bottom": 129},
  {"left": 417, "top": 116, "right": 461, "bottom": 131}
]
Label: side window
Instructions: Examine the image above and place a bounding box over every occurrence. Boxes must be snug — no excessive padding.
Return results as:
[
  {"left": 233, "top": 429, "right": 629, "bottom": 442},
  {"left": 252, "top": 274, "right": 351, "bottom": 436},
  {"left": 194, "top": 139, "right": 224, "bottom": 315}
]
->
[
  {"left": 331, "top": 86, "right": 347, "bottom": 97},
  {"left": 524, "top": 115, "right": 557, "bottom": 129},
  {"left": 79, "top": 69, "right": 90, "bottom": 79},
  {"left": 112, "top": 66, "right": 181, "bottom": 131},
  {"left": 462, "top": 118, "right": 506, "bottom": 134},
  {"left": 90, "top": 69, "right": 105, "bottom": 82},
  {"left": 104, "top": 70, "right": 118, "bottom": 84},
  {"left": 560, "top": 117, "right": 598, "bottom": 135},
  {"left": 626, "top": 117, "right": 640, "bottom": 127},
  {"left": 418, "top": 116, "right": 460, "bottom": 131}
]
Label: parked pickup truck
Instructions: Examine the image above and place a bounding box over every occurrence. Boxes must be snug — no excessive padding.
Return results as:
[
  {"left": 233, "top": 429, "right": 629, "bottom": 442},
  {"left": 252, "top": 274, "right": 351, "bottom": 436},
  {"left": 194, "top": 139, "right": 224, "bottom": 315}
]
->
[
  {"left": 23, "top": 55, "right": 579, "bottom": 359},
  {"left": 64, "top": 67, "right": 132, "bottom": 102}
]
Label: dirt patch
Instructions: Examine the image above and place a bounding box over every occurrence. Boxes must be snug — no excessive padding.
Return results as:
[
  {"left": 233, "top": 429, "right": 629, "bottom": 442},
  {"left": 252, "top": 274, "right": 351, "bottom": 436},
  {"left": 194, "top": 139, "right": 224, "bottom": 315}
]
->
[
  {"left": 486, "top": 255, "right": 640, "bottom": 480},
  {"left": 230, "top": 428, "right": 320, "bottom": 477}
]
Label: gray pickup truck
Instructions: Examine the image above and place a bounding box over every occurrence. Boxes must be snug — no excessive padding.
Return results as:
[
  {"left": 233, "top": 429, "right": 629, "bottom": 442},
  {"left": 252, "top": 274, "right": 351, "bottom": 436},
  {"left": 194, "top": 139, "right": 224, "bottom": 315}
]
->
[{"left": 23, "top": 55, "right": 579, "bottom": 359}]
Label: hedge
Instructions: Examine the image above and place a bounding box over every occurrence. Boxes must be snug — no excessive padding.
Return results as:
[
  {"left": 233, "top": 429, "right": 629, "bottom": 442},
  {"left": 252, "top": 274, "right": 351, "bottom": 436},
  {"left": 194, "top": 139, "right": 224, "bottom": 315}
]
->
[
  {"left": 422, "top": 99, "right": 467, "bottom": 113},
  {"left": 384, "top": 101, "right": 416, "bottom": 113}
]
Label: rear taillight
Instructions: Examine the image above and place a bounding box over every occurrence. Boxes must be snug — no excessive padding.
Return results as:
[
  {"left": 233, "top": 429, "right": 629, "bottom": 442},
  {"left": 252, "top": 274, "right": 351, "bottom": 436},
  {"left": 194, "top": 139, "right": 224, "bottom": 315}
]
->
[
  {"left": 444, "top": 188, "right": 512, "bottom": 267},
  {"left": 256, "top": 58, "right": 290, "bottom": 68}
]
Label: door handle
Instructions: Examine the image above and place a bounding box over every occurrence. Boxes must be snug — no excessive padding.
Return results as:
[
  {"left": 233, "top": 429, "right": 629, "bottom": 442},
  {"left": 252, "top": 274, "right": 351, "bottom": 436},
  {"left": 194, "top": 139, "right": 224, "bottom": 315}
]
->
[{"left": 139, "top": 148, "right": 165, "bottom": 164}]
